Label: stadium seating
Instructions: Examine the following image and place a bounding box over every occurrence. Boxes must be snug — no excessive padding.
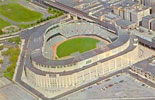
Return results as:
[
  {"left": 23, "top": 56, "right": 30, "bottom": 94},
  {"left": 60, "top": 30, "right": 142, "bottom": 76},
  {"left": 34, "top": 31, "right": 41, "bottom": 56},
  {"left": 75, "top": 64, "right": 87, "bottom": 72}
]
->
[{"left": 43, "top": 21, "right": 116, "bottom": 59}]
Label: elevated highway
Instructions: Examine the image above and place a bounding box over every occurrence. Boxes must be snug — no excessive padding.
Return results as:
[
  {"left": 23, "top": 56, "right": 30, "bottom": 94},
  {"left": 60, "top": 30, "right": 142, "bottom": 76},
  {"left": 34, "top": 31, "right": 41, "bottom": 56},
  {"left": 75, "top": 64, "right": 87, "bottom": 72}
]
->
[{"left": 43, "top": 0, "right": 116, "bottom": 32}]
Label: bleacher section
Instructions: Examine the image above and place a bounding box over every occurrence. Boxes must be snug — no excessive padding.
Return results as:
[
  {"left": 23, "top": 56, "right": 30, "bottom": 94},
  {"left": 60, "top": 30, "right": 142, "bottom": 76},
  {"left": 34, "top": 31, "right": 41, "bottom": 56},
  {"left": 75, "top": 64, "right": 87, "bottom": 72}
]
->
[{"left": 44, "top": 34, "right": 65, "bottom": 59}]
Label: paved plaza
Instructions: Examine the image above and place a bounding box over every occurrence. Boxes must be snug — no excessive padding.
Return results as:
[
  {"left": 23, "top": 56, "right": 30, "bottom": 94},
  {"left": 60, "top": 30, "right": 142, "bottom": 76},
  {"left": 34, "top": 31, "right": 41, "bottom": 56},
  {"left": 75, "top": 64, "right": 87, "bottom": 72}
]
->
[
  {"left": 0, "top": 77, "right": 11, "bottom": 88},
  {"left": 60, "top": 73, "right": 155, "bottom": 100},
  {"left": 0, "top": 77, "right": 37, "bottom": 100}
]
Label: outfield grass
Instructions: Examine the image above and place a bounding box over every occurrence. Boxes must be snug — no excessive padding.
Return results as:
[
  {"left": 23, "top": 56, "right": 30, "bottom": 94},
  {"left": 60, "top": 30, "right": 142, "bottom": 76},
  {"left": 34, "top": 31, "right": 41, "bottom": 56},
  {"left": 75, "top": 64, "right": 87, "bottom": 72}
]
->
[
  {"left": 0, "top": 18, "right": 10, "bottom": 30},
  {"left": 57, "top": 37, "right": 100, "bottom": 58},
  {"left": 0, "top": 3, "right": 43, "bottom": 22}
]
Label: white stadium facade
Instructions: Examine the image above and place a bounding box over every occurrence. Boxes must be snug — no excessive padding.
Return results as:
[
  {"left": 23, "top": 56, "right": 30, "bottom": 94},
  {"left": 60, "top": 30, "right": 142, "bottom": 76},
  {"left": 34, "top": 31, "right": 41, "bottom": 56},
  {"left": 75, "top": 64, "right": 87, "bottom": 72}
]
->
[{"left": 24, "top": 20, "right": 139, "bottom": 97}]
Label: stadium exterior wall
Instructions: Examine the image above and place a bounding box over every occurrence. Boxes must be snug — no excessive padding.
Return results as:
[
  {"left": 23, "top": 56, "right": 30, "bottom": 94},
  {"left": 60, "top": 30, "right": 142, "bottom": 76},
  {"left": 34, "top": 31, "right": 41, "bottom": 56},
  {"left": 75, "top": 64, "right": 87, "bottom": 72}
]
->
[
  {"left": 31, "top": 39, "right": 130, "bottom": 72},
  {"left": 25, "top": 38, "right": 138, "bottom": 97}
]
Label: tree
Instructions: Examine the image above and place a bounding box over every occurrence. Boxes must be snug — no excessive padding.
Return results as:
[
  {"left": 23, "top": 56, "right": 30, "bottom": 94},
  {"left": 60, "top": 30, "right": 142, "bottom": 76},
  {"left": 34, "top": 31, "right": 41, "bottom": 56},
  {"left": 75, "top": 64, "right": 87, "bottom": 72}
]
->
[
  {"left": 0, "top": 45, "right": 4, "bottom": 50},
  {"left": 0, "top": 59, "right": 3, "bottom": 64},
  {"left": 48, "top": 7, "right": 52, "bottom": 11},
  {"left": 0, "top": 29, "right": 4, "bottom": 35}
]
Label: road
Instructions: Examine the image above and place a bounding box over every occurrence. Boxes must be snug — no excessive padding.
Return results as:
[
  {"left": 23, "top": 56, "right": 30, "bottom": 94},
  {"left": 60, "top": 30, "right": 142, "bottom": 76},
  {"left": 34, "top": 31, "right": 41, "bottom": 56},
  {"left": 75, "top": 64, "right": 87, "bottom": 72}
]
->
[
  {"left": 43, "top": 0, "right": 116, "bottom": 32},
  {"left": 14, "top": 15, "right": 70, "bottom": 100}
]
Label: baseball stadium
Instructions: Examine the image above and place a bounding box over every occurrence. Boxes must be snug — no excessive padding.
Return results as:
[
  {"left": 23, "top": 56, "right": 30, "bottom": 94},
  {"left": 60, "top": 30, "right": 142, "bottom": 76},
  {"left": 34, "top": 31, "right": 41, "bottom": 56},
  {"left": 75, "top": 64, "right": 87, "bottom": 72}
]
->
[{"left": 24, "top": 20, "right": 139, "bottom": 97}]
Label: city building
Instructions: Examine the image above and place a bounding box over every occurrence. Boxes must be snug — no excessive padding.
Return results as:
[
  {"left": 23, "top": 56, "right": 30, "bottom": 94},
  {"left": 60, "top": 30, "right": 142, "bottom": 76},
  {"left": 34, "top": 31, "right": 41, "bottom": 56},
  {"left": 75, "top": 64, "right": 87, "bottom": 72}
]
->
[
  {"left": 130, "top": 27, "right": 155, "bottom": 49},
  {"left": 142, "top": 15, "right": 154, "bottom": 30},
  {"left": 130, "top": 56, "right": 155, "bottom": 83},
  {"left": 116, "top": 19, "right": 137, "bottom": 29},
  {"left": 100, "top": 12, "right": 121, "bottom": 24},
  {"left": 152, "top": 4, "right": 155, "bottom": 14},
  {"left": 151, "top": 20, "right": 155, "bottom": 31},
  {"left": 113, "top": 1, "right": 151, "bottom": 25},
  {"left": 139, "top": 0, "right": 155, "bottom": 7}
]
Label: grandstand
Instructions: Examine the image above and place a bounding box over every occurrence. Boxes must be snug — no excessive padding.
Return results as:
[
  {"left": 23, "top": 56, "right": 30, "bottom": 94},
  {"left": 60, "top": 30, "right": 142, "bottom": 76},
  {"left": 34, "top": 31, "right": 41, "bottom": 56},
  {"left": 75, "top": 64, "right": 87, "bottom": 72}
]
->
[{"left": 43, "top": 21, "right": 114, "bottom": 59}]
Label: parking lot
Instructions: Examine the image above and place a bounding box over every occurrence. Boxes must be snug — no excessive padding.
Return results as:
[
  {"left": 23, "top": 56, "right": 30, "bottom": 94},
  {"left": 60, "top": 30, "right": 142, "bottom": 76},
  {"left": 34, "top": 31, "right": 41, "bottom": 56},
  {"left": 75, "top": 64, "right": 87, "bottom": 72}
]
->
[{"left": 60, "top": 73, "right": 155, "bottom": 100}]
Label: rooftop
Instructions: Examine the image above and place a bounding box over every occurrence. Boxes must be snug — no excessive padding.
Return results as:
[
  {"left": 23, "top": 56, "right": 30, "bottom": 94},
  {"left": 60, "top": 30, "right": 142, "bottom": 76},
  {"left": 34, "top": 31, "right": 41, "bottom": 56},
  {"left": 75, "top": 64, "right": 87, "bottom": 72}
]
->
[
  {"left": 131, "top": 27, "right": 155, "bottom": 42},
  {"left": 143, "top": 15, "right": 154, "bottom": 20},
  {"left": 116, "top": 19, "right": 136, "bottom": 29},
  {"left": 134, "top": 56, "right": 155, "bottom": 76}
]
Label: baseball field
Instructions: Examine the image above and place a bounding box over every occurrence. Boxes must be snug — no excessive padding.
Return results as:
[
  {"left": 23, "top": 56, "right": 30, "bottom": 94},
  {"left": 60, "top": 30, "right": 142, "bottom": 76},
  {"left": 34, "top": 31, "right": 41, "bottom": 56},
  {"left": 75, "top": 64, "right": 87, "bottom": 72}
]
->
[{"left": 57, "top": 37, "right": 100, "bottom": 58}]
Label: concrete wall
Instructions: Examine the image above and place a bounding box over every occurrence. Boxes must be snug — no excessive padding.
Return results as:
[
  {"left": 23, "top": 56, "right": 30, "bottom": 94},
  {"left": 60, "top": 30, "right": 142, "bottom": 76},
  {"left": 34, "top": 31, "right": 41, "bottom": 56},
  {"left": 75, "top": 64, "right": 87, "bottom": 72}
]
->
[
  {"left": 113, "top": 6, "right": 150, "bottom": 26},
  {"left": 151, "top": 20, "right": 155, "bottom": 31},
  {"left": 141, "top": 0, "right": 155, "bottom": 7},
  {"left": 142, "top": 16, "right": 154, "bottom": 29},
  {"left": 130, "top": 66, "right": 155, "bottom": 83},
  {"left": 152, "top": 4, "right": 155, "bottom": 14}
]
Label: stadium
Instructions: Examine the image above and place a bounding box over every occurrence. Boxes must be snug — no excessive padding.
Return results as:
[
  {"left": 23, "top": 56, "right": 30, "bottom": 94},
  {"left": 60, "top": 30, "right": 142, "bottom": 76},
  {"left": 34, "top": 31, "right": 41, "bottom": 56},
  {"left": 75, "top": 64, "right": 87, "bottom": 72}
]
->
[{"left": 24, "top": 20, "right": 139, "bottom": 97}]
